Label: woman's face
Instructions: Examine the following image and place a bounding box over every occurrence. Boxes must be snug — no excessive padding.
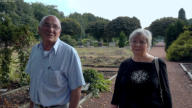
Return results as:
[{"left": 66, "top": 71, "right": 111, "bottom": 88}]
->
[{"left": 130, "top": 35, "right": 149, "bottom": 56}]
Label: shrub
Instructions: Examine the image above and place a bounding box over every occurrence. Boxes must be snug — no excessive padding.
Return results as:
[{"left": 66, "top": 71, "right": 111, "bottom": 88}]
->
[
  {"left": 118, "top": 31, "right": 126, "bottom": 48},
  {"left": 60, "top": 34, "right": 77, "bottom": 46},
  {"left": 83, "top": 69, "right": 111, "bottom": 97},
  {"left": 166, "top": 31, "right": 192, "bottom": 61}
]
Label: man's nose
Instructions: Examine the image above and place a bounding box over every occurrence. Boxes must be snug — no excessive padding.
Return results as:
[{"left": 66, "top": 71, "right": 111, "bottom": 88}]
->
[{"left": 48, "top": 26, "right": 54, "bottom": 32}]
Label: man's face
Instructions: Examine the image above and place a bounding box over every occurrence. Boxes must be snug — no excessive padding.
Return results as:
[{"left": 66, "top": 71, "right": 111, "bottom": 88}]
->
[{"left": 38, "top": 16, "right": 61, "bottom": 44}]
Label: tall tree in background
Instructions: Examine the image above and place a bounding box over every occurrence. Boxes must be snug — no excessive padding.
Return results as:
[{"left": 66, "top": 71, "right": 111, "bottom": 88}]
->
[
  {"left": 178, "top": 8, "right": 186, "bottom": 21},
  {"left": 118, "top": 31, "right": 126, "bottom": 48},
  {"left": 69, "top": 12, "right": 85, "bottom": 37},
  {"left": 0, "top": 15, "right": 16, "bottom": 85},
  {"left": 105, "top": 17, "right": 141, "bottom": 41},
  {"left": 13, "top": 25, "right": 35, "bottom": 86},
  {"left": 0, "top": 14, "right": 35, "bottom": 86},
  {"left": 165, "top": 20, "right": 185, "bottom": 51},
  {"left": 85, "top": 20, "right": 108, "bottom": 41},
  {"left": 61, "top": 18, "right": 81, "bottom": 40},
  {"left": 148, "top": 17, "right": 177, "bottom": 38},
  {"left": 32, "top": 3, "right": 64, "bottom": 22},
  {"left": 69, "top": 12, "right": 110, "bottom": 38}
]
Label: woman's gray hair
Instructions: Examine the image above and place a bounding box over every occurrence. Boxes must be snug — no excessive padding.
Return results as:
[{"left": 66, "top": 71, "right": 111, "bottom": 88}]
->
[
  {"left": 129, "top": 28, "right": 152, "bottom": 49},
  {"left": 39, "top": 15, "right": 61, "bottom": 28}
]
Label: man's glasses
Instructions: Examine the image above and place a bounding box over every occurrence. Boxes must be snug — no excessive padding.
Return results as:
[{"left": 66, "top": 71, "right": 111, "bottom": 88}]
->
[{"left": 42, "top": 23, "right": 61, "bottom": 30}]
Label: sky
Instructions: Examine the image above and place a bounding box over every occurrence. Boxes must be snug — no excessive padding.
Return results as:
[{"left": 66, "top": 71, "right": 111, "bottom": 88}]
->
[{"left": 24, "top": 0, "right": 192, "bottom": 28}]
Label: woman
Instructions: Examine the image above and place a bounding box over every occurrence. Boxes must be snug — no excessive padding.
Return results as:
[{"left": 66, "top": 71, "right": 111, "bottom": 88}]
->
[{"left": 111, "top": 28, "right": 172, "bottom": 108}]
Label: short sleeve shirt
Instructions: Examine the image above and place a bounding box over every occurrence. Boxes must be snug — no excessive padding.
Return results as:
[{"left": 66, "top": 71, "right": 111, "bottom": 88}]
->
[{"left": 25, "top": 39, "right": 85, "bottom": 106}]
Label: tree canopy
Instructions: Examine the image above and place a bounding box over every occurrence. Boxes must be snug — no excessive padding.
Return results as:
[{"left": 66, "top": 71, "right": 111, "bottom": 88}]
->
[
  {"left": 165, "top": 20, "right": 185, "bottom": 51},
  {"left": 178, "top": 8, "right": 186, "bottom": 21},
  {"left": 148, "top": 17, "right": 177, "bottom": 38},
  {"left": 61, "top": 18, "right": 81, "bottom": 40},
  {"left": 0, "top": 0, "right": 64, "bottom": 36},
  {"left": 69, "top": 12, "right": 110, "bottom": 37},
  {"left": 105, "top": 17, "right": 141, "bottom": 41},
  {"left": 85, "top": 20, "right": 108, "bottom": 41}
]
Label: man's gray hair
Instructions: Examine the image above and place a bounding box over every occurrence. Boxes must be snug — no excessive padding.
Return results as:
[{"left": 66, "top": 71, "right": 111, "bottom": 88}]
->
[
  {"left": 39, "top": 15, "right": 61, "bottom": 28},
  {"left": 129, "top": 28, "right": 152, "bottom": 49}
]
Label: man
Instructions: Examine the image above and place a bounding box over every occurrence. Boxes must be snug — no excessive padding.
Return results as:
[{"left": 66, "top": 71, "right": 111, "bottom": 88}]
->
[{"left": 25, "top": 15, "right": 85, "bottom": 108}]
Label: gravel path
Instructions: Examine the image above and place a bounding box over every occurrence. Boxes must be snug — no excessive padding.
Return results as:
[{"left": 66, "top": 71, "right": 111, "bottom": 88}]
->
[{"left": 81, "top": 46, "right": 192, "bottom": 108}]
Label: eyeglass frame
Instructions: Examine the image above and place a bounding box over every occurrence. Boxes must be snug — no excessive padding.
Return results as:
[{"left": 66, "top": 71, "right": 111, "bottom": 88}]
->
[
  {"left": 130, "top": 40, "right": 148, "bottom": 46},
  {"left": 42, "top": 22, "right": 61, "bottom": 31}
]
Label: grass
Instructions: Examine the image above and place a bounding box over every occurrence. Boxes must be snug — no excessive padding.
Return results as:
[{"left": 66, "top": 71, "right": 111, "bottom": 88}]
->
[
  {"left": 76, "top": 47, "right": 132, "bottom": 57},
  {"left": 76, "top": 47, "right": 132, "bottom": 66}
]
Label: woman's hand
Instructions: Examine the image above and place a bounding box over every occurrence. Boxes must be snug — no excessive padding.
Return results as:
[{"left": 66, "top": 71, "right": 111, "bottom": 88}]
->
[{"left": 111, "top": 104, "right": 118, "bottom": 108}]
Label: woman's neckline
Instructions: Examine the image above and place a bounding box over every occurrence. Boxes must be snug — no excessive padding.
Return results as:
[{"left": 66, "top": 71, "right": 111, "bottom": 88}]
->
[{"left": 131, "top": 57, "right": 155, "bottom": 63}]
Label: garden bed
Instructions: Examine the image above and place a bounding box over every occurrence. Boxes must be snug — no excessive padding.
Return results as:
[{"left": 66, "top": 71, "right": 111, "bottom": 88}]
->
[{"left": 0, "top": 86, "right": 29, "bottom": 108}]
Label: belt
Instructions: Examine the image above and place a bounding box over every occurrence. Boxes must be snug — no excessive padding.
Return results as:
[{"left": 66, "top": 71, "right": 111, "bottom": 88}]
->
[{"left": 35, "top": 104, "right": 59, "bottom": 108}]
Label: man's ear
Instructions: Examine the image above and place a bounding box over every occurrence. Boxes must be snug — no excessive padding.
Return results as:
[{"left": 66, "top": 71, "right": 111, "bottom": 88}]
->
[
  {"left": 59, "top": 28, "right": 62, "bottom": 34},
  {"left": 38, "top": 26, "right": 41, "bottom": 34}
]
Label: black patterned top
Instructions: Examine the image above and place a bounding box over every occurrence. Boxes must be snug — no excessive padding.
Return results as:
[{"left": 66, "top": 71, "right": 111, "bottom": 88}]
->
[{"left": 111, "top": 58, "right": 172, "bottom": 108}]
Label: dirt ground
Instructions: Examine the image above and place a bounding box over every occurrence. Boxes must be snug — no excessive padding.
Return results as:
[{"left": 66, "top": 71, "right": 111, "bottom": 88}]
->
[{"left": 81, "top": 46, "right": 192, "bottom": 108}]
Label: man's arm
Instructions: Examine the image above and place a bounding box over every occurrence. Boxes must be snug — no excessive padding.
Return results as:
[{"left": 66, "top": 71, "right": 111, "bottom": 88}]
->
[{"left": 69, "top": 86, "right": 82, "bottom": 108}]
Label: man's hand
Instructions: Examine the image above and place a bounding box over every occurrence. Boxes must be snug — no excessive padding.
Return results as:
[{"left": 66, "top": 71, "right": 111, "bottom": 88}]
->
[
  {"left": 69, "top": 86, "right": 82, "bottom": 108},
  {"left": 30, "top": 100, "right": 34, "bottom": 108}
]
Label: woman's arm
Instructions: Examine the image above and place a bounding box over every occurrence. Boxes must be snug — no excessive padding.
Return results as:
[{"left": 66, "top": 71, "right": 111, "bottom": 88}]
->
[
  {"left": 159, "top": 59, "right": 172, "bottom": 108},
  {"left": 111, "top": 62, "right": 125, "bottom": 106}
]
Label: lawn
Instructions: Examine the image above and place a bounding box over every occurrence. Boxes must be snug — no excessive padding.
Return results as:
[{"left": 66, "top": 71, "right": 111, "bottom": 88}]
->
[{"left": 76, "top": 47, "right": 132, "bottom": 67}]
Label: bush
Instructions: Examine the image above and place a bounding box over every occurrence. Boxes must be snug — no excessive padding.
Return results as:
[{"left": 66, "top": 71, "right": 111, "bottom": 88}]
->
[
  {"left": 60, "top": 34, "right": 77, "bottom": 46},
  {"left": 81, "top": 38, "right": 91, "bottom": 46},
  {"left": 83, "top": 69, "right": 111, "bottom": 97},
  {"left": 118, "top": 31, "right": 126, "bottom": 48},
  {"left": 166, "top": 31, "right": 192, "bottom": 61}
]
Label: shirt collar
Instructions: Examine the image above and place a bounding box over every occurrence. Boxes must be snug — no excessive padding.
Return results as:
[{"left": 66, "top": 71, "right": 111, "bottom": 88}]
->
[
  {"left": 38, "top": 38, "right": 60, "bottom": 54},
  {"left": 53, "top": 38, "right": 60, "bottom": 54}
]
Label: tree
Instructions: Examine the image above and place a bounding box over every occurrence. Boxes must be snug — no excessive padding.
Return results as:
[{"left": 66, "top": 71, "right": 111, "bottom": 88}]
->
[
  {"left": 31, "top": 3, "right": 64, "bottom": 22},
  {"left": 85, "top": 20, "right": 108, "bottom": 41},
  {"left": 0, "top": 15, "right": 16, "bottom": 85},
  {"left": 165, "top": 20, "right": 185, "bottom": 51},
  {"left": 69, "top": 12, "right": 86, "bottom": 37},
  {"left": 188, "top": 18, "right": 192, "bottom": 25},
  {"left": 69, "top": 12, "right": 110, "bottom": 38},
  {"left": 105, "top": 17, "right": 141, "bottom": 41},
  {"left": 0, "top": 1, "right": 16, "bottom": 13},
  {"left": 61, "top": 18, "right": 81, "bottom": 40},
  {"left": 118, "top": 31, "right": 127, "bottom": 48},
  {"left": 148, "top": 17, "right": 177, "bottom": 38},
  {"left": 0, "top": 14, "right": 34, "bottom": 86},
  {"left": 178, "top": 8, "right": 186, "bottom": 21},
  {"left": 13, "top": 25, "right": 35, "bottom": 86}
]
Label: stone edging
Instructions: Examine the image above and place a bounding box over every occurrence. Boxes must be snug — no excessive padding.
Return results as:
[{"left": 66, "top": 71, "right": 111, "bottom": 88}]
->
[
  {"left": 0, "top": 85, "right": 29, "bottom": 96},
  {"left": 179, "top": 63, "right": 192, "bottom": 80}
]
